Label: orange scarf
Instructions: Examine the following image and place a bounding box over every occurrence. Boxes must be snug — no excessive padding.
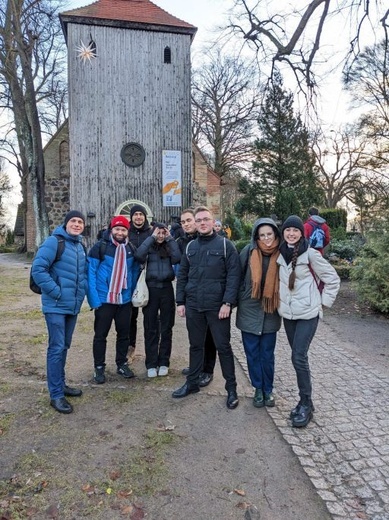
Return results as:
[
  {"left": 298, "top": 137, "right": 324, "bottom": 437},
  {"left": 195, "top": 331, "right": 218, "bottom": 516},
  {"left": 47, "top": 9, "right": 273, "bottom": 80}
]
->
[{"left": 250, "top": 238, "right": 280, "bottom": 313}]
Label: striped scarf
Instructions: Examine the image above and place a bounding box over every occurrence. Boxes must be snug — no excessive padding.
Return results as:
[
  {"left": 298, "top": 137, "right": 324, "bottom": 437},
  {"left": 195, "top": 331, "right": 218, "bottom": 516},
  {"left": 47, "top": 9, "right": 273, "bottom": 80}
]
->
[{"left": 107, "top": 238, "right": 128, "bottom": 304}]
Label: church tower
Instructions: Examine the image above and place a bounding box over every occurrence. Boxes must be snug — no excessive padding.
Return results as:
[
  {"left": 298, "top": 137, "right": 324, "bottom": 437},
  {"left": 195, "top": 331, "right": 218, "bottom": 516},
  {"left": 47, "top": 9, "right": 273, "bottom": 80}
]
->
[{"left": 60, "top": 0, "right": 196, "bottom": 234}]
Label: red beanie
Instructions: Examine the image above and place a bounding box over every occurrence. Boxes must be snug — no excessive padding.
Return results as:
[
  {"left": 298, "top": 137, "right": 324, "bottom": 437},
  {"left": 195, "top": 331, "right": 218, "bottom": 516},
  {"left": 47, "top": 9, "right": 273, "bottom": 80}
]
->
[{"left": 110, "top": 216, "right": 130, "bottom": 229}]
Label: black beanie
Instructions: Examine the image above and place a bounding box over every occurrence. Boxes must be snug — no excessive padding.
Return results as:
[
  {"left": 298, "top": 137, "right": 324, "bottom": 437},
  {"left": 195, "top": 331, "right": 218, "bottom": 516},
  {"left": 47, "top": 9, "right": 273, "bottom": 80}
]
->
[
  {"left": 130, "top": 204, "right": 147, "bottom": 219},
  {"left": 64, "top": 210, "right": 85, "bottom": 226},
  {"left": 281, "top": 215, "right": 304, "bottom": 235}
]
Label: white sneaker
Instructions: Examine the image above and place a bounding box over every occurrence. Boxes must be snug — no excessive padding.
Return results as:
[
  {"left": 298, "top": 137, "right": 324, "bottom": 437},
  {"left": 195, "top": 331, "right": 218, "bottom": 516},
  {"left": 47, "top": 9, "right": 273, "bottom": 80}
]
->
[
  {"left": 147, "top": 368, "right": 158, "bottom": 378},
  {"left": 158, "top": 366, "right": 169, "bottom": 377}
]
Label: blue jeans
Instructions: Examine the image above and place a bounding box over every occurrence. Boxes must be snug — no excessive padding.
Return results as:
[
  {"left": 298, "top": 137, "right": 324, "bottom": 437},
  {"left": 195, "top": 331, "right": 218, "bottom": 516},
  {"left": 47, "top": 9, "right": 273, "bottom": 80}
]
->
[
  {"left": 241, "top": 331, "right": 277, "bottom": 394},
  {"left": 45, "top": 313, "right": 78, "bottom": 399},
  {"left": 283, "top": 317, "right": 319, "bottom": 402}
]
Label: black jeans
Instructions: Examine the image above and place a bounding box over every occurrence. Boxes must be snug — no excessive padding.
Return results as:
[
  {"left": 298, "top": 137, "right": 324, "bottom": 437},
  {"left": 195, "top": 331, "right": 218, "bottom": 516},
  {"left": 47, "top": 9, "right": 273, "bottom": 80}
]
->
[
  {"left": 203, "top": 327, "right": 217, "bottom": 374},
  {"left": 143, "top": 284, "right": 175, "bottom": 369},
  {"left": 93, "top": 302, "right": 132, "bottom": 367},
  {"left": 283, "top": 316, "right": 319, "bottom": 402},
  {"left": 129, "top": 306, "right": 138, "bottom": 348},
  {"left": 185, "top": 308, "right": 236, "bottom": 392}
]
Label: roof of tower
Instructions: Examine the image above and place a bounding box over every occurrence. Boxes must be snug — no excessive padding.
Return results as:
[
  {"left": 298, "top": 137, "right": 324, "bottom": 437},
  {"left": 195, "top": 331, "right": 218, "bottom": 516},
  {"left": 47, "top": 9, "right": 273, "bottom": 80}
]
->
[{"left": 60, "top": 0, "right": 197, "bottom": 39}]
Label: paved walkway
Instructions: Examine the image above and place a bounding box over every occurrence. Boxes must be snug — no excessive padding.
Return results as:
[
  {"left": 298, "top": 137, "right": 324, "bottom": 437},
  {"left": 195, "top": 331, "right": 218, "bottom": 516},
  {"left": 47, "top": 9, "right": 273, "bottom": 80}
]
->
[{"left": 231, "top": 320, "right": 389, "bottom": 520}]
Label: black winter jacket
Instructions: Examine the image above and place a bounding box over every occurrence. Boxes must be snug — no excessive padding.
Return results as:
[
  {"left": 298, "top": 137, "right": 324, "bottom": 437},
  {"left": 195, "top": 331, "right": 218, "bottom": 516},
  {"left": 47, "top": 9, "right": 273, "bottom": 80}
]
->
[
  {"left": 134, "top": 235, "right": 181, "bottom": 288},
  {"left": 176, "top": 232, "right": 197, "bottom": 254},
  {"left": 128, "top": 223, "right": 153, "bottom": 249},
  {"left": 176, "top": 232, "right": 241, "bottom": 310}
]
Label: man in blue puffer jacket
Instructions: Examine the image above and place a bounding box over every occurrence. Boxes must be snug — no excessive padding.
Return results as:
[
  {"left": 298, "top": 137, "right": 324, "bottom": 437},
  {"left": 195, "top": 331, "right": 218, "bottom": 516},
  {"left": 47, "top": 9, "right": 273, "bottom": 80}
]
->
[
  {"left": 87, "top": 215, "right": 140, "bottom": 385},
  {"left": 31, "top": 210, "right": 88, "bottom": 414}
]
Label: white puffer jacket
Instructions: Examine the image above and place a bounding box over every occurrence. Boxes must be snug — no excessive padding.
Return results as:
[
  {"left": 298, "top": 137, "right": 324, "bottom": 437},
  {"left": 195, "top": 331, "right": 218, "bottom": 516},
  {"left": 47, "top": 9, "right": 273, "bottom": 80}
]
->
[{"left": 277, "top": 247, "right": 340, "bottom": 320}]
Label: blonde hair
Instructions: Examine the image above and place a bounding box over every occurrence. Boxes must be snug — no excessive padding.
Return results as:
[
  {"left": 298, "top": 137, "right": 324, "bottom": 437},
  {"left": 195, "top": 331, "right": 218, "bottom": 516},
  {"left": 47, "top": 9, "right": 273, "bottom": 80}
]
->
[{"left": 194, "top": 206, "right": 213, "bottom": 217}]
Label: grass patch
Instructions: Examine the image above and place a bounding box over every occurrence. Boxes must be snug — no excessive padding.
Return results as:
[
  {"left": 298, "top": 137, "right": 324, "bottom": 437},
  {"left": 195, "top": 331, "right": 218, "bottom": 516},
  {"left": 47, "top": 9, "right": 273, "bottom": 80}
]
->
[
  {"left": 106, "top": 388, "right": 138, "bottom": 404},
  {"left": 118, "top": 428, "right": 177, "bottom": 496},
  {"left": 0, "top": 413, "right": 15, "bottom": 435},
  {"left": 26, "top": 334, "right": 47, "bottom": 346}
]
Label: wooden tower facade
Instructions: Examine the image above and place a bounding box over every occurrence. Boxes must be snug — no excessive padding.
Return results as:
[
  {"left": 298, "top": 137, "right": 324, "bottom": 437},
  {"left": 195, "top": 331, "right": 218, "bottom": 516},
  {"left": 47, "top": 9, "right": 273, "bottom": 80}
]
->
[{"left": 60, "top": 0, "right": 197, "bottom": 237}]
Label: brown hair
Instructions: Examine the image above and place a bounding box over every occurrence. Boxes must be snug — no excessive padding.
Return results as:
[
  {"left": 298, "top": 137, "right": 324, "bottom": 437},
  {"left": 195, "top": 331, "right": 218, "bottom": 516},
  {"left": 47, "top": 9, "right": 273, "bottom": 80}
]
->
[
  {"left": 288, "top": 242, "right": 301, "bottom": 290},
  {"left": 181, "top": 208, "right": 195, "bottom": 217}
]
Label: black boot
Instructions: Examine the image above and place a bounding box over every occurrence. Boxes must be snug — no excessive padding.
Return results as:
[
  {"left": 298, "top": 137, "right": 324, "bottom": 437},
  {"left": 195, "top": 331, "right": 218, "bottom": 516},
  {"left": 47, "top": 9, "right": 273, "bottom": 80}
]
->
[
  {"left": 292, "top": 400, "right": 313, "bottom": 428},
  {"left": 290, "top": 400, "right": 315, "bottom": 419}
]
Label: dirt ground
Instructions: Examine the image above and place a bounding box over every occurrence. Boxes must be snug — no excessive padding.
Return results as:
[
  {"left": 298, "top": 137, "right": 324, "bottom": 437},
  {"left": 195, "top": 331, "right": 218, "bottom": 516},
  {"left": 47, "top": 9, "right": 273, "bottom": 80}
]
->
[{"left": 0, "top": 253, "right": 387, "bottom": 520}]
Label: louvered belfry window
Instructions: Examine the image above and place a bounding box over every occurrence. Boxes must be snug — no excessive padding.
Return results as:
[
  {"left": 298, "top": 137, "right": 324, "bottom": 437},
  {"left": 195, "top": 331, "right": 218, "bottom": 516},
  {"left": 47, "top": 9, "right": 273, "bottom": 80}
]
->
[{"left": 164, "top": 46, "right": 171, "bottom": 64}]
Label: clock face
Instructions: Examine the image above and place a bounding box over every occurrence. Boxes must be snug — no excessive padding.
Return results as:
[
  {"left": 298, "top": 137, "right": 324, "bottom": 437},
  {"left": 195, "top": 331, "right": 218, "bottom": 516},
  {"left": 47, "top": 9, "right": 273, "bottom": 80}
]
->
[{"left": 121, "top": 143, "right": 145, "bottom": 167}]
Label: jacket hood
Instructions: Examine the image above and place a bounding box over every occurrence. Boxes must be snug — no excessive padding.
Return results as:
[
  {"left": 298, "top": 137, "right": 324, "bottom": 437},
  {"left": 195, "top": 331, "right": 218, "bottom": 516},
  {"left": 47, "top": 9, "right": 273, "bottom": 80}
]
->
[
  {"left": 250, "top": 218, "right": 280, "bottom": 249},
  {"left": 309, "top": 215, "right": 326, "bottom": 225}
]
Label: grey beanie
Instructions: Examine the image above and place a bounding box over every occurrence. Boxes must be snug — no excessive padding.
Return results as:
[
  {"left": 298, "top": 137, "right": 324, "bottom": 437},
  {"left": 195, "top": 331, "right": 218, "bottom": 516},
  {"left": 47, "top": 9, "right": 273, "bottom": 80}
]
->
[
  {"left": 281, "top": 215, "right": 304, "bottom": 235},
  {"left": 64, "top": 210, "right": 85, "bottom": 226}
]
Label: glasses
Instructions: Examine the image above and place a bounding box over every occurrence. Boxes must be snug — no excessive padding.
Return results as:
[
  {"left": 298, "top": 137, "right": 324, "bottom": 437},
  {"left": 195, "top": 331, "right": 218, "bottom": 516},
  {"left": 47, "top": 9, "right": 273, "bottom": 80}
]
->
[
  {"left": 259, "top": 233, "right": 275, "bottom": 240},
  {"left": 195, "top": 217, "right": 212, "bottom": 224}
]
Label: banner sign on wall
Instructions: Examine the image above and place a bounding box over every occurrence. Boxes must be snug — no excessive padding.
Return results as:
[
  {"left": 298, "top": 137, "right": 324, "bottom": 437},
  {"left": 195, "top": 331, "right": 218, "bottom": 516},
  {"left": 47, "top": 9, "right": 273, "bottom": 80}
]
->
[{"left": 162, "top": 150, "right": 182, "bottom": 207}]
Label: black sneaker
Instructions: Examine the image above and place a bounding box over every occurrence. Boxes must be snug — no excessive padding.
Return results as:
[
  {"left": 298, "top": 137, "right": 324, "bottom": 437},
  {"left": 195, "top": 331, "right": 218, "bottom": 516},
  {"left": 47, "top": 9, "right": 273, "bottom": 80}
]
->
[
  {"left": 117, "top": 363, "right": 135, "bottom": 379},
  {"left": 94, "top": 366, "right": 105, "bottom": 384}
]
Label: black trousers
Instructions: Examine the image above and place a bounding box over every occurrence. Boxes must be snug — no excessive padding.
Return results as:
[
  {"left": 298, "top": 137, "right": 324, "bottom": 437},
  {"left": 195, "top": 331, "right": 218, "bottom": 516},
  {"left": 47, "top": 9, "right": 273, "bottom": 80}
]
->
[
  {"left": 283, "top": 316, "right": 319, "bottom": 402},
  {"left": 93, "top": 302, "right": 132, "bottom": 367},
  {"left": 185, "top": 308, "right": 236, "bottom": 392},
  {"left": 143, "top": 284, "right": 175, "bottom": 369},
  {"left": 129, "top": 306, "right": 138, "bottom": 348},
  {"left": 203, "top": 327, "right": 217, "bottom": 374}
]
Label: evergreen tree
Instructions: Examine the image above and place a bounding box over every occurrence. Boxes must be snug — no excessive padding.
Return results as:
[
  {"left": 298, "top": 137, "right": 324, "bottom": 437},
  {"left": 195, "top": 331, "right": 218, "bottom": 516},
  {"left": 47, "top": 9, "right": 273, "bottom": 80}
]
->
[{"left": 237, "top": 72, "right": 322, "bottom": 221}]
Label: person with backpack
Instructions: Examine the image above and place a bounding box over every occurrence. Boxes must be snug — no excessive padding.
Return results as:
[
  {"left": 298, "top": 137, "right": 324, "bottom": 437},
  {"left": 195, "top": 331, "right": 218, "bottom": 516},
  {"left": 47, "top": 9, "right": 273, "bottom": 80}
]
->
[
  {"left": 172, "top": 206, "right": 241, "bottom": 410},
  {"left": 87, "top": 216, "right": 140, "bottom": 384},
  {"left": 277, "top": 215, "right": 340, "bottom": 428},
  {"left": 236, "top": 217, "right": 281, "bottom": 409},
  {"left": 303, "top": 207, "right": 330, "bottom": 256},
  {"left": 31, "top": 210, "right": 88, "bottom": 414}
]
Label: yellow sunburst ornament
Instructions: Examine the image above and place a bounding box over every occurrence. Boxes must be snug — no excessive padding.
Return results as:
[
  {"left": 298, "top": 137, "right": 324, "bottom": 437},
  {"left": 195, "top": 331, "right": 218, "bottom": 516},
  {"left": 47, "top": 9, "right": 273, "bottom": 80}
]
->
[{"left": 76, "top": 39, "right": 97, "bottom": 63}]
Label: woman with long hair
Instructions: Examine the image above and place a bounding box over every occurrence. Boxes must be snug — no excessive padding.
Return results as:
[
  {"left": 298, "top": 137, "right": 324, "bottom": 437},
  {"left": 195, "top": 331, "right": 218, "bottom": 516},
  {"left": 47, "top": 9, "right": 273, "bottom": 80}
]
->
[{"left": 277, "top": 215, "right": 340, "bottom": 428}]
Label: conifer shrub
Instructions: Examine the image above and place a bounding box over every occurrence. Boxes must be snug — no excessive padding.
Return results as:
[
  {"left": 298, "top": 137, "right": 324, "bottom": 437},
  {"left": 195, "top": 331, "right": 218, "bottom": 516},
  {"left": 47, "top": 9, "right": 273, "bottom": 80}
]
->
[{"left": 351, "top": 225, "right": 389, "bottom": 314}]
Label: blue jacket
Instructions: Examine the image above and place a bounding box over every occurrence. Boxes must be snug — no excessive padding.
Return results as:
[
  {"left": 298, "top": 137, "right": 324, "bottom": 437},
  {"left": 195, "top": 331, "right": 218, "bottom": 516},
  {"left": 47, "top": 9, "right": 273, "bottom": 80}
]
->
[
  {"left": 87, "top": 235, "right": 140, "bottom": 309},
  {"left": 31, "top": 226, "right": 88, "bottom": 315}
]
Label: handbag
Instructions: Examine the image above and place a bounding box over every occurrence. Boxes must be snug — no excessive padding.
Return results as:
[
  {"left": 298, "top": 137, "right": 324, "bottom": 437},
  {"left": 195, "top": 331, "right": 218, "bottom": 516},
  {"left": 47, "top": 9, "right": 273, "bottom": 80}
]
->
[{"left": 132, "top": 264, "right": 149, "bottom": 307}]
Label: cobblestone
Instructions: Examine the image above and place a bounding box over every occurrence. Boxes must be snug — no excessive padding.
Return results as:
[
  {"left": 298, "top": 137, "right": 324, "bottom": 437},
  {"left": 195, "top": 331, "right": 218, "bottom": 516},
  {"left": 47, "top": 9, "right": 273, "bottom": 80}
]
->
[{"left": 231, "top": 323, "right": 389, "bottom": 520}]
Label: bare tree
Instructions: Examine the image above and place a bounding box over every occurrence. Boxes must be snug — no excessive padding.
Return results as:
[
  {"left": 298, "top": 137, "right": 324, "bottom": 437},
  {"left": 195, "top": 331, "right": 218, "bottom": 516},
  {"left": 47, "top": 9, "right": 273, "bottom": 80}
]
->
[
  {"left": 0, "top": 0, "right": 67, "bottom": 249},
  {"left": 313, "top": 127, "right": 389, "bottom": 210},
  {"left": 225, "top": 0, "right": 388, "bottom": 91},
  {"left": 191, "top": 47, "right": 261, "bottom": 185}
]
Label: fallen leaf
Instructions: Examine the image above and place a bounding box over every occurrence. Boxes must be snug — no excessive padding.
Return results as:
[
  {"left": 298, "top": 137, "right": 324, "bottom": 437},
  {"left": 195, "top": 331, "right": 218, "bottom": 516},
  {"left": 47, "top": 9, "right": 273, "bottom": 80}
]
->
[
  {"left": 236, "top": 501, "right": 250, "bottom": 509},
  {"left": 117, "top": 489, "right": 133, "bottom": 498},
  {"left": 106, "top": 487, "right": 112, "bottom": 494},
  {"left": 81, "top": 483, "right": 93, "bottom": 492},
  {"left": 234, "top": 488, "right": 246, "bottom": 496},
  {"left": 121, "top": 504, "right": 133, "bottom": 514},
  {"left": 130, "top": 505, "right": 145, "bottom": 520},
  {"left": 45, "top": 503, "right": 59, "bottom": 518},
  {"left": 109, "top": 470, "right": 121, "bottom": 480}
]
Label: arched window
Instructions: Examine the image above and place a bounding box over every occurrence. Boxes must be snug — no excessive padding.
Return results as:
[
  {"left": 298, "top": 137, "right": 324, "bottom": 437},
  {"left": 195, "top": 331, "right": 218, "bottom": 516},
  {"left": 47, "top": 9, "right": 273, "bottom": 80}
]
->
[{"left": 164, "top": 46, "right": 171, "bottom": 64}]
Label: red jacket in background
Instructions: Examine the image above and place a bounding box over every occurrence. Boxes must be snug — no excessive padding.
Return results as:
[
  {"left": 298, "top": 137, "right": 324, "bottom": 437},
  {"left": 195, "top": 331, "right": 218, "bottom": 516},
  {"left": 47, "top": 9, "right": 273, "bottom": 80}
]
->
[{"left": 304, "top": 216, "right": 330, "bottom": 256}]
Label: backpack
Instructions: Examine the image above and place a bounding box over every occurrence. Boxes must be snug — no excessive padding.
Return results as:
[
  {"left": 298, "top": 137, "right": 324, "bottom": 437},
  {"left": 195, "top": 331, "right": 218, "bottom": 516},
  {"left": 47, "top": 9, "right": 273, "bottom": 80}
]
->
[
  {"left": 308, "top": 223, "right": 325, "bottom": 249},
  {"left": 30, "top": 236, "right": 87, "bottom": 294}
]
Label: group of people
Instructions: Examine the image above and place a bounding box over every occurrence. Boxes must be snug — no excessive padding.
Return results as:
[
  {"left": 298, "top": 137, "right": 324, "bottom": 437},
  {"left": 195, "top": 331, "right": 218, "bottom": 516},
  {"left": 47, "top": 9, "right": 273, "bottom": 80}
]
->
[{"left": 31, "top": 205, "right": 340, "bottom": 428}]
